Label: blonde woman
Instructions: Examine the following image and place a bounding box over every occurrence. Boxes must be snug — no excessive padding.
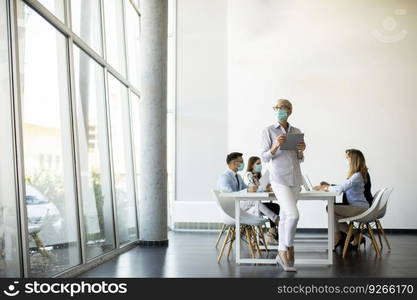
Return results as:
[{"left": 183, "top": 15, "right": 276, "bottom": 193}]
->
[
  {"left": 261, "top": 99, "right": 306, "bottom": 272},
  {"left": 314, "top": 149, "right": 370, "bottom": 250}
]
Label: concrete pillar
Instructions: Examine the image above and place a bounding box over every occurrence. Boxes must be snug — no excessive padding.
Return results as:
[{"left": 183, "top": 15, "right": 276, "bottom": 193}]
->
[{"left": 138, "top": 0, "right": 168, "bottom": 245}]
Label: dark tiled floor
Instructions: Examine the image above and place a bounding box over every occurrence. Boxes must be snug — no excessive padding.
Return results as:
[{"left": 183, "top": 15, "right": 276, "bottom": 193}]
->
[{"left": 79, "top": 231, "right": 417, "bottom": 278}]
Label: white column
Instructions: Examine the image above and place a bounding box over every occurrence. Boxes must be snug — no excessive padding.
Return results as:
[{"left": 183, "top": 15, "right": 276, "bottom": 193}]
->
[{"left": 138, "top": 0, "right": 168, "bottom": 244}]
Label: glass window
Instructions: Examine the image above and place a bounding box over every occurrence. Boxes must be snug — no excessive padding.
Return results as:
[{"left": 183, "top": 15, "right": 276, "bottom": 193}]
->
[
  {"left": 167, "top": 0, "right": 175, "bottom": 227},
  {"left": 168, "top": 0, "right": 174, "bottom": 37},
  {"left": 73, "top": 46, "right": 115, "bottom": 260},
  {"left": 167, "top": 113, "right": 174, "bottom": 183},
  {"left": 37, "top": 0, "right": 65, "bottom": 22},
  {"left": 70, "top": 0, "right": 103, "bottom": 55},
  {"left": 125, "top": 1, "right": 140, "bottom": 89},
  {"left": 17, "top": 2, "right": 81, "bottom": 277},
  {"left": 103, "top": 0, "right": 127, "bottom": 75},
  {"left": 107, "top": 74, "right": 138, "bottom": 245},
  {"left": 167, "top": 112, "right": 174, "bottom": 227},
  {"left": 167, "top": 36, "right": 175, "bottom": 112},
  {"left": 0, "top": 0, "right": 21, "bottom": 277},
  {"left": 130, "top": 92, "right": 140, "bottom": 210}
]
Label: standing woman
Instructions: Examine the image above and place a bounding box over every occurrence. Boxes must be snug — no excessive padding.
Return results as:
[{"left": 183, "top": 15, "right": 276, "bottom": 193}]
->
[
  {"left": 244, "top": 156, "right": 281, "bottom": 244},
  {"left": 261, "top": 99, "right": 306, "bottom": 272}
]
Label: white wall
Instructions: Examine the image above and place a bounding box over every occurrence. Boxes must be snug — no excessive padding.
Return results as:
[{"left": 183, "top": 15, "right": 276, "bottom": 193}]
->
[
  {"left": 176, "top": 0, "right": 228, "bottom": 208},
  {"left": 175, "top": 0, "right": 417, "bottom": 229}
]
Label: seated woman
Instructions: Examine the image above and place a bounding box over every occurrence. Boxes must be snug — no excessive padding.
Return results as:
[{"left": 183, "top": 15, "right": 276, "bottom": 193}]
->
[
  {"left": 341, "top": 149, "right": 374, "bottom": 207},
  {"left": 314, "top": 149, "right": 370, "bottom": 250},
  {"left": 243, "top": 156, "right": 280, "bottom": 245}
]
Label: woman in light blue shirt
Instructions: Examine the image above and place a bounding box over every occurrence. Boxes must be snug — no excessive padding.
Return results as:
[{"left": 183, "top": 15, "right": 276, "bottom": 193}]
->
[
  {"left": 261, "top": 99, "right": 306, "bottom": 272},
  {"left": 315, "top": 149, "right": 370, "bottom": 250}
]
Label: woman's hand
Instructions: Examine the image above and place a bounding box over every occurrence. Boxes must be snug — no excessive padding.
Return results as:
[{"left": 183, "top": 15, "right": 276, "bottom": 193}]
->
[
  {"left": 265, "top": 183, "right": 272, "bottom": 192},
  {"left": 297, "top": 139, "right": 306, "bottom": 152},
  {"left": 313, "top": 183, "right": 329, "bottom": 191},
  {"left": 277, "top": 134, "right": 287, "bottom": 147},
  {"left": 271, "top": 134, "right": 286, "bottom": 153},
  {"left": 247, "top": 185, "right": 258, "bottom": 193}
]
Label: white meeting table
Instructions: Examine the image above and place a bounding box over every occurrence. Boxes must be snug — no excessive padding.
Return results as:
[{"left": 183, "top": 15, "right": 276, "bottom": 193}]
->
[{"left": 219, "top": 191, "right": 339, "bottom": 266}]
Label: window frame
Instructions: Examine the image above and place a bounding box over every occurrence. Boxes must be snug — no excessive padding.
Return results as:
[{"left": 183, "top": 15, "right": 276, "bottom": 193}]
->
[{"left": 6, "top": 0, "right": 144, "bottom": 277}]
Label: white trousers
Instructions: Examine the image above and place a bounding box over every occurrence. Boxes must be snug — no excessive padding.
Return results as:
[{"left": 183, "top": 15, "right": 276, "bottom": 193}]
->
[
  {"left": 241, "top": 201, "right": 278, "bottom": 221},
  {"left": 258, "top": 203, "right": 278, "bottom": 222},
  {"left": 271, "top": 182, "right": 300, "bottom": 251}
]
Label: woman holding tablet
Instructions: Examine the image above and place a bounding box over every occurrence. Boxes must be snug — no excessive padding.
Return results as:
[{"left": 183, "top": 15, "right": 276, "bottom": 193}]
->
[{"left": 261, "top": 99, "right": 306, "bottom": 272}]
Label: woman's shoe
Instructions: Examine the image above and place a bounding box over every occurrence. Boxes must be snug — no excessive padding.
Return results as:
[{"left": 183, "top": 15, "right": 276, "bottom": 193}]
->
[
  {"left": 275, "top": 251, "right": 297, "bottom": 272},
  {"left": 287, "top": 246, "right": 295, "bottom": 267},
  {"left": 333, "top": 232, "right": 347, "bottom": 251},
  {"left": 350, "top": 237, "right": 366, "bottom": 251}
]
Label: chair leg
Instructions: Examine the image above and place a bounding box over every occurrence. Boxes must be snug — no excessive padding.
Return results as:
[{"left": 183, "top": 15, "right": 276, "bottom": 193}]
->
[
  {"left": 374, "top": 221, "right": 384, "bottom": 250},
  {"left": 227, "top": 227, "right": 235, "bottom": 258},
  {"left": 245, "top": 226, "right": 255, "bottom": 258},
  {"left": 257, "top": 225, "right": 269, "bottom": 254},
  {"left": 357, "top": 223, "right": 365, "bottom": 250},
  {"left": 215, "top": 224, "right": 227, "bottom": 248},
  {"left": 342, "top": 222, "right": 354, "bottom": 258},
  {"left": 367, "top": 223, "right": 381, "bottom": 256},
  {"left": 376, "top": 220, "right": 391, "bottom": 250},
  {"left": 251, "top": 226, "right": 262, "bottom": 258},
  {"left": 251, "top": 226, "right": 259, "bottom": 245},
  {"left": 217, "top": 227, "right": 232, "bottom": 263}
]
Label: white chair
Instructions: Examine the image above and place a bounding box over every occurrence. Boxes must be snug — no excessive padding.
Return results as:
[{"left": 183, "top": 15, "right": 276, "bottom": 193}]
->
[
  {"left": 338, "top": 187, "right": 393, "bottom": 258},
  {"left": 212, "top": 190, "right": 268, "bottom": 263},
  {"left": 374, "top": 191, "right": 392, "bottom": 251}
]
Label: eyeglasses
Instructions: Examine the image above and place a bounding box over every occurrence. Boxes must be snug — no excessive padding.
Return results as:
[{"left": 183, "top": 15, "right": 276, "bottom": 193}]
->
[{"left": 272, "top": 106, "right": 291, "bottom": 111}]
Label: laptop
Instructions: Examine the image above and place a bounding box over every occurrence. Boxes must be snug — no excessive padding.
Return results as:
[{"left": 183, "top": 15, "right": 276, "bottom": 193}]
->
[{"left": 302, "top": 174, "right": 314, "bottom": 191}]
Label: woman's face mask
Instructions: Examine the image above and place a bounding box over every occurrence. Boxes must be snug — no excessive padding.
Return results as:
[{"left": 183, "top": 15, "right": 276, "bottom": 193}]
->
[
  {"left": 254, "top": 164, "right": 262, "bottom": 173},
  {"left": 276, "top": 108, "right": 288, "bottom": 121}
]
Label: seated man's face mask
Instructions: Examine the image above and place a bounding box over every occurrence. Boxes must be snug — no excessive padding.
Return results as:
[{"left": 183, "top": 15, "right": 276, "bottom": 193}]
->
[{"left": 237, "top": 162, "right": 245, "bottom": 172}]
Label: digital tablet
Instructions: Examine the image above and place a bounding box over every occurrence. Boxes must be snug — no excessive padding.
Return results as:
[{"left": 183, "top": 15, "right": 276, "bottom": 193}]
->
[{"left": 279, "top": 133, "right": 304, "bottom": 150}]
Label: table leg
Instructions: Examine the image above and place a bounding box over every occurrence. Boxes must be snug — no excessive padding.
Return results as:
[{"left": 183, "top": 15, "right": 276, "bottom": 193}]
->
[
  {"left": 235, "top": 198, "right": 241, "bottom": 264},
  {"left": 327, "top": 197, "right": 334, "bottom": 265}
]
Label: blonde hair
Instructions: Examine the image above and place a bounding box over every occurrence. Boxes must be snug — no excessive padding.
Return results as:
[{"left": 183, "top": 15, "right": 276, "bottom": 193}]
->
[
  {"left": 346, "top": 149, "right": 368, "bottom": 183},
  {"left": 275, "top": 99, "right": 293, "bottom": 110}
]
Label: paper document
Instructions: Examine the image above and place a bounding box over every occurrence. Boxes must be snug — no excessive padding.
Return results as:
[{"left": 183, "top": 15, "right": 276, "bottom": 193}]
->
[{"left": 259, "top": 170, "right": 270, "bottom": 190}]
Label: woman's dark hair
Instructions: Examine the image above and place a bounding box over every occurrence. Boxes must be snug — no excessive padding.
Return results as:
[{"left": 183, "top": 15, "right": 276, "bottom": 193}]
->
[
  {"left": 246, "top": 156, "right": 262, "bottom": 179},
  {"left": 226, "top": 152, "right": 243, "bottom": 164}
]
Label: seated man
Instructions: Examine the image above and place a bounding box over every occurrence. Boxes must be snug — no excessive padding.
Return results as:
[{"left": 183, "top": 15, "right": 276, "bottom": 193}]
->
[{"left": 216, "top": 152, "right": 279, "bottom": 244}]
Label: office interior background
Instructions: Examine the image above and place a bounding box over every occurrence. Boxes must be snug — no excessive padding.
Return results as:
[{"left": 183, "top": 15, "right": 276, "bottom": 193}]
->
[{"left": 0, "top": 0, "right": 416, "bottom": 278}]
